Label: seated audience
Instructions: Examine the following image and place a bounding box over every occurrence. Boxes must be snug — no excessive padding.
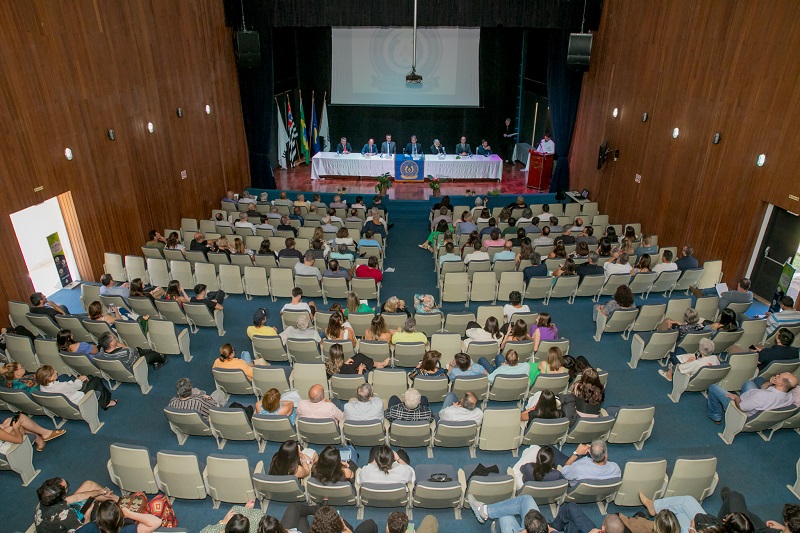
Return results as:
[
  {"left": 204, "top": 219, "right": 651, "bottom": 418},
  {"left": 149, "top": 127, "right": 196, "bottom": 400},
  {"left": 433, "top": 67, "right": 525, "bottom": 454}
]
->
[
  {"left": 167, "top": 377, "right": 222, "bottom": 422},
  {"left": 36, "top": 364, "right": 116, "bottom": 410},
  {"left": 356, "top": 444, "right": 415, "bottom": 485},
  {"left": 706, "top": 372, "right": 797, "bottom": 424},
  {"left": 343, "top": 383, "right": 384, "bottom": 421},
  {"left": 384, "top": 387, "right": 433, "bottom": 422},
  {"left": 268, "top": 439, "right": 315, "bottom": 480},
  {"left": 34, "top": 477, "right": 120, "bottom": 532},
  {"left": 560, "top": 439, "right": 621, "bottom": 485},
  {"left": 297, "top": 384, "right": 344, "bottom": 423},
  {"left": 593, "top": 285, "right": 635, "bottom": 322},
  {"left": 409, "top": 350, "right": 447, "bottom": 380},
  {"left": 257, "top": 388, "right": 296, "bottom": 425},
  {"left": 529, "top": 313, "right": 558, "bottom": 352},
  {"left": 438, "top": 391, "right": 483, "bottom": 424}
]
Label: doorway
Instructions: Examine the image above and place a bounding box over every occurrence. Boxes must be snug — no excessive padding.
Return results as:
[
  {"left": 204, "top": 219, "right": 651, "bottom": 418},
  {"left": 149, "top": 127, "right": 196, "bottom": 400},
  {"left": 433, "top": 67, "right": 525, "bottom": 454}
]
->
[
  {"left": 10, "top": 196, "right": 82, "bottom": 296},
  {"left": 749, "top": 206, "right": 800, "bottom": 302}
]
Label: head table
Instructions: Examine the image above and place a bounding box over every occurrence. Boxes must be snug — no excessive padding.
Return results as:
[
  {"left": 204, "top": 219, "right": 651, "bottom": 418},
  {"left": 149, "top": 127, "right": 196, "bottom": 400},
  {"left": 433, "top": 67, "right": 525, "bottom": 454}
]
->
[{"left": 311, "top": 152, "right": 503, "bottom": 182}]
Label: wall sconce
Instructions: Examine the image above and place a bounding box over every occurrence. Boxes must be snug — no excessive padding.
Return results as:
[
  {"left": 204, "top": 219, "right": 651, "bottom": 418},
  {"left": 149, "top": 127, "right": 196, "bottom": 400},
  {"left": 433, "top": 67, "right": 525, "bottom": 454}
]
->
[
  {"left": 64, "top": 148, "right": 73, "bottom": 160},
  {"left": 147, "top": 122, "right": 155, "bottom": 134},
  {"left": 176, "top": 108, "right": 183, "bottom": 118},
  {"left": 756, "top": 154, "right": 766, "bottom": 167},
  {"left": 713, "top": 132, "right": 721, "bottom": 144},
  {"left": 612, "top": 108, "right": 619, "bottom": 118},
  {"left": 107, "top": 129, "right": 115, "bottom": 141},
  {"left": 641, "top": 112, "right": 648, "bottom": 122},
  {"left": 205, "top": 104, "right": 212, "bottom": 115},
  {"left": 672, "top": 127, "right": 680, "bottom": 138}
]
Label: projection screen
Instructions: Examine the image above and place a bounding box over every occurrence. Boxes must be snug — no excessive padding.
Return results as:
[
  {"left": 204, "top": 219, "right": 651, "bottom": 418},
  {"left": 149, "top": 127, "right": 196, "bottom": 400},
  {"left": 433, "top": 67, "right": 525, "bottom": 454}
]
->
[{"left": 331, "top": 27, "right": 480, "bottom": 107}]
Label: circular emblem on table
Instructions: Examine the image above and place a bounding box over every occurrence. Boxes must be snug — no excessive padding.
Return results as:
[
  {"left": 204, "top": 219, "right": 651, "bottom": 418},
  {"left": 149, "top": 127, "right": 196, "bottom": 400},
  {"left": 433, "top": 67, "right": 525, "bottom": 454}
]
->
[{"left": 399, "top": 160, "right": 419, "bottom": 180}]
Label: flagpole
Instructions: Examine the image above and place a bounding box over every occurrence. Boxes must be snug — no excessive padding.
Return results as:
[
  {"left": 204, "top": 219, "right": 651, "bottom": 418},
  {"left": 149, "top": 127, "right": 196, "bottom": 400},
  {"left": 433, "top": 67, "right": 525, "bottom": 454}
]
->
[
  {"left": 311, "top": 90, "right": 315, "bottom": 157},
  {"left": 285, "top": 95, "right": 291, "bottom": 169}
]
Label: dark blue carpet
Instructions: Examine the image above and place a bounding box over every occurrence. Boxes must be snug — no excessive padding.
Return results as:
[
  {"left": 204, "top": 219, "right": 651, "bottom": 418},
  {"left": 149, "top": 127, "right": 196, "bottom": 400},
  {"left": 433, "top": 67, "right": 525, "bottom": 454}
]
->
[{"left": 5, "top": 197, "right": 795, "bottom": 532}]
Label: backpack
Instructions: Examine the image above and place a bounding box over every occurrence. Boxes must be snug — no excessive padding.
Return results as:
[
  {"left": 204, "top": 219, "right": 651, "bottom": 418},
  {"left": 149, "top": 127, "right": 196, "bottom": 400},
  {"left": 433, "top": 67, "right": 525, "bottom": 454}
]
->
[{"left": 148, "top": 493, "right": 178, "bottom": 527}]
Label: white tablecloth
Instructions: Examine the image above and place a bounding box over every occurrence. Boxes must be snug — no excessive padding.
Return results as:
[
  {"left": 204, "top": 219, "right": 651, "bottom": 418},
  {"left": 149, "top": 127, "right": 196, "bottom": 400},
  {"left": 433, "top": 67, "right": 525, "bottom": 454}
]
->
[
  {"left": 310, "top": 152, "right": 503, "bottom": 181},
  {"left": 311, "top": 152, "right": 394, "bottom": 180},
  {"left": 424, "top": 154, "right": 503, "bottom": 181}
]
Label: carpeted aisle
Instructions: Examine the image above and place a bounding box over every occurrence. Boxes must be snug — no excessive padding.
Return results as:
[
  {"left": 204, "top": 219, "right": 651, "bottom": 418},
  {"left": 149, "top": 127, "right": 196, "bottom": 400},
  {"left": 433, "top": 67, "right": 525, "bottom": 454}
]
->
[{"left": 3, "top": 196, "right": 795, "bottom": 532}]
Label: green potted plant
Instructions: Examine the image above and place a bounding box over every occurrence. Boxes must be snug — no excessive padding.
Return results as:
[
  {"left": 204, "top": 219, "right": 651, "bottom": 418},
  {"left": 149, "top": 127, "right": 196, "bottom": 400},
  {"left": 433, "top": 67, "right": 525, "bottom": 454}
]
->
[
  {"left": 374, "top": 172, "right": 392, "bottom": 196},
  {"left": 428, "top": 175, "right": 447, "bottom": 197}
]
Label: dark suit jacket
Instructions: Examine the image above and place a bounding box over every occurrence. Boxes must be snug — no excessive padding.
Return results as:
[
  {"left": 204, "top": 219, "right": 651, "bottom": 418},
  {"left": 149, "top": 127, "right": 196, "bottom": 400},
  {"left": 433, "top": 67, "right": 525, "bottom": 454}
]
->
[
  {"left": 405, "top": 142, "right": 423, "bottom": 155},
  {"left": 430, "top": 144, "right": 445, "bottom": 154},
  {"left": 381, "top": 141, "right": 396, "bottom": 154},
  {"left": 336, "top": 143, "right": 353, "bottom": 154},
  {"left": 576, "top": 263, "right": 605, "bottom": 281},
  {"left": 758, "top": 345, "right": 800, "bottom": 369},
  {"left": 455, "top": 143, "right": 472, "bottom": 155},
  {"left": 476, "top": 145, "right": 492, "bottom": 155},
  {"left": 361, "top": 143, "right": 378, "bottom": 155},
  {"left": 675, "top": 256, "right": 699, "bottom": 272}
]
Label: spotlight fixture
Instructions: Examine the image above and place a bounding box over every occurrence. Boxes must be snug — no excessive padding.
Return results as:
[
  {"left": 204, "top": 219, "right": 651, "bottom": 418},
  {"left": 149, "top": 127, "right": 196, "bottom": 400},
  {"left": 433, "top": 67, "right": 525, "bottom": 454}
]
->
[
  {"left": 205, "top": 104, "right": 212, "bottom": 115},
  {"left": 756, "top": 154, "right": 766, "bottom": 167},
  {"left": 107, "top": 129, "right": 115, "bottom": 141},
  {"left": 672, "top": 127, "right": 680, "bottom": 139},
  {"left": 613, "top": 149, "right": 620, "bottom": 161},
  {"left": 641, "top": 112, "right": 648, "bottom": 122},
  {"left": 712, "top": 132, "right": 721, "bottom": 144},
  {"left": 176, "top": 108, "right": 183, "bottom": 118},
  {"left": 147, "top": 122, "right": 155, "bottom": 134},
  {"left": 64, "top": 148, "right": 73, "bottom": 160},
  {"left": 612, "top": 108, "right": 619, "bottom": 118}
]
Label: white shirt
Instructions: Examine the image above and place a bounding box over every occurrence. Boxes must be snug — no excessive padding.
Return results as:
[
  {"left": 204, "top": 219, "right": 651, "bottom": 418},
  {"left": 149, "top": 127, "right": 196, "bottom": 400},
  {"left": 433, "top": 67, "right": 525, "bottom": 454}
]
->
[
  {"left": 40, "top": 379, "right": 85, "bottom": 404},
  {"left": 356, "top": 462, "right": 415, "bottom": 485},
  {"left": 234, "top": 221, "right": 256, "bottom": 234},
  {"left": 343, "top": 398, "right": 384, "bottom": 421},
  {"left": 464, "top": 251, "right": 490, "bottom": 265},
  {"left": 603, "top": 261, "right": 633, "bottom": 279},
  {"left": 537, "top": 139, "right": 555, "bottom": 154},
  {"left": 503, "top": 304, "right": 531, "bottom": 322},
  {"left": 438, "top": 404, "right": 484, "bottom": 424},
  {"left": 652, "top": 262, "right": 678, "bottom": 274}
]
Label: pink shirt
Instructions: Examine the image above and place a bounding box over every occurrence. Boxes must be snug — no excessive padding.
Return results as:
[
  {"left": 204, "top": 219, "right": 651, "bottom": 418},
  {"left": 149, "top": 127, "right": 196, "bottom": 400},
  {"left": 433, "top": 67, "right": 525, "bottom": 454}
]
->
[
  {"left": 483, "top": 238, "right": 506, "bottom": 248},
  {"left": 297, "top": 399, "right": 344, "bottom": 422}
]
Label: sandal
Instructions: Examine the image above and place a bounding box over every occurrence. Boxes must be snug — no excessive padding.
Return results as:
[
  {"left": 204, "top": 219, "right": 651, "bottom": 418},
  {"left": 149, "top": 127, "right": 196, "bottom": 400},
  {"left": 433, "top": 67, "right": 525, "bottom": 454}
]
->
[
  {"left": 43, "top": 429, "right": 66, "bottom": 442},
  {"left": 657, "top": 369, "right": 672, "bottom": 382},
  {"left": 103, "top": 400, "right": 119, "bottom": 411},
  {"left": 36, "top": 443, "right": 45, "bottom": 452}
]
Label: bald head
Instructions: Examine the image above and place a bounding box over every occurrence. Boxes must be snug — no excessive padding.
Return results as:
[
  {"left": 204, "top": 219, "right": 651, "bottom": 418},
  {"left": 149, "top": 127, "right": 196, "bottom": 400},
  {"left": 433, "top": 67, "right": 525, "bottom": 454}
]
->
[
  {"left": 602, "top": 514, "right": 625, "bottom": 533},
  {"left": 778, "top": 372, "right": 798, "bottom": 392},
  {"left": 309, "top": 384, "right": 325, "bottom": 402},
  {"left": 504, "top": 241, "right": 514, "bottom": 251}
]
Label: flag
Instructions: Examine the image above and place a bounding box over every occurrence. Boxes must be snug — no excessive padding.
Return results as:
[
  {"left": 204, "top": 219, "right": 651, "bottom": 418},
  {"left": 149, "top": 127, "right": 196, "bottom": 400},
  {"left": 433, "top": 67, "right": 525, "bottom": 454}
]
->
[
  {"left": 310, "top": 93, "right": 320, "bottom": 154},
  {"left": 298, "top": 91, "right": 310, "bottom": 164},
  {"left": 319, "top": 93, "right": 331, "bottom": 152},
  {"left": 286, "top": 96, "right": 298, "bottom": 166},
  {"left": 275, "top": 100, "right": 289, "bottom": 169}
]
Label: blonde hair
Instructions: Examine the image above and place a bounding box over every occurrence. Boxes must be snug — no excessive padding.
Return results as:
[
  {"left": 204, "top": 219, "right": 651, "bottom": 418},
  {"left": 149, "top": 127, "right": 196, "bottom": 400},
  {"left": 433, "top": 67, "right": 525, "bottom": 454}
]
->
[
  {"left": 546, "top": 347, "right": 564, "bottom": 371},
  {"left": 233, "top": 237, "right": 246, "bottom": 254}
]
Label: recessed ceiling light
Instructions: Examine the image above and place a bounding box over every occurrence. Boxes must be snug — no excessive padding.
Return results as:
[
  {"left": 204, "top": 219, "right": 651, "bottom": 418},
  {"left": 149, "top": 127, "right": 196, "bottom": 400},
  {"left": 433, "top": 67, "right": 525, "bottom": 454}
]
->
[
  {"left": 756, "top": 154, "right": 766, "bottom": 167},
  {"left": 147, "top": 122, "right": 155, "bottom": 134},
  {"left": 672, "top": 127, "right": 680, "bottom": 138},
  {"left": 612, "top": 108, "right": 619, "bottom": 118},
  {"left": 64, "top": 148, "right": 73, "bottom": 160}
]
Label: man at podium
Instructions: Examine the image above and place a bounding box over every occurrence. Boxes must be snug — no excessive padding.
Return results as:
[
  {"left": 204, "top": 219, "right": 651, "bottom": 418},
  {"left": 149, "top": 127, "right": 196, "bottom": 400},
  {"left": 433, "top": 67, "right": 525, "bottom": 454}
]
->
[{"left": 535, "top": 131, "right": 555, "bottom": 154}]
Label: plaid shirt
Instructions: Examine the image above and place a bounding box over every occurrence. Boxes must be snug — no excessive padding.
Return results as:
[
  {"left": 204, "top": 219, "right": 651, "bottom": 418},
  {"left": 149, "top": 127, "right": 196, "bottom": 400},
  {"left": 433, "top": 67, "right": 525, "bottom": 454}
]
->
[{"left": 384, "top": 404, "right": 433, "bottom": 422}]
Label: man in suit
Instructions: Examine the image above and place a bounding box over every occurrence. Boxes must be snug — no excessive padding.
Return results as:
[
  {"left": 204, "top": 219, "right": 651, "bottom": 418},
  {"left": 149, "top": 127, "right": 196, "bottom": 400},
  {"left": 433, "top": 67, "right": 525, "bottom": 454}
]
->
[
  {"left": 455, "top": 136, "right": 471, "bottom": 155},
  {"left": 576, "top": 252, "right": 605, "bottom": 281},
  {"left": 381, "top": 134, "right": 396, "bottom": 155},
  {"left": 476, "top": 139, "right": 492, "bottom": 156},
  {"left": 502, "top": 117, "right": 517, "bottom": 163},
  {"left": 405, "top": 135, "right": 423, "bottom": 156},
  {"left": 361, "top": 138, "right": 378, "bottom": 155},
  {"left": 675, "top": 245, "right": 699, "bottom": 271},
  {"left": 336, "top": 137, "right": 352, "bottom": 154},
  {"left": 430, "top": 139, "right": 446, "bottom": 154}
]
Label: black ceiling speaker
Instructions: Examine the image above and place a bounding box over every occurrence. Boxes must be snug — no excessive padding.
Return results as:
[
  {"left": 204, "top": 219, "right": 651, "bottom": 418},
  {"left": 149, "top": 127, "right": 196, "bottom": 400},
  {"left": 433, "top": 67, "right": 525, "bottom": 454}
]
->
[
  {"left": 567, "top": 33, "right": 593, "bottom": 71},
  {"left": 234, "top": 31, "right": 261, "bottom": 68}
]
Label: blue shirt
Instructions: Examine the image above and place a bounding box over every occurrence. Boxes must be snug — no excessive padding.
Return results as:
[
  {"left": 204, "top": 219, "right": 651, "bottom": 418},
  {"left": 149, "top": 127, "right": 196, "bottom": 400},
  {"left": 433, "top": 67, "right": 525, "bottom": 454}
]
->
[
  {"left": 492, "top": 250, "right": 516, "bottom": 263},
  {"left": 357, "top": 238, "right": 382, "bottom": 251},
  {"left": 561, "top": 457, "right": 621, "bottom": 486},
  {"left": 448, "top": 364, "right": 486, "bottom": 379}
]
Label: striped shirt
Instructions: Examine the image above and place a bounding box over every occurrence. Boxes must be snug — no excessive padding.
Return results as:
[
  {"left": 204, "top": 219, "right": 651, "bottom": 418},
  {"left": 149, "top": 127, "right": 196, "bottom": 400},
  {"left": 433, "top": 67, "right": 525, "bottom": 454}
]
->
[
  {"left": 168, "top": 393, "right": 218, "bottom": 421},
  {"left": 766, "top": 310, "right": 800, "bottom": 335}
]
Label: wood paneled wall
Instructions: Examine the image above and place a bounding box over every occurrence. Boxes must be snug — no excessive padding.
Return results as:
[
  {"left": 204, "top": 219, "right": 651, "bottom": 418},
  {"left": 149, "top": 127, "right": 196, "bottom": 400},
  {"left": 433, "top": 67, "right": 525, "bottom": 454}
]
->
[
  {"left": 0, "top": 1, "right": 249, "bottom": 317},
  {"left": 570, "top": 0, "right": 800, "bottom": 286}
]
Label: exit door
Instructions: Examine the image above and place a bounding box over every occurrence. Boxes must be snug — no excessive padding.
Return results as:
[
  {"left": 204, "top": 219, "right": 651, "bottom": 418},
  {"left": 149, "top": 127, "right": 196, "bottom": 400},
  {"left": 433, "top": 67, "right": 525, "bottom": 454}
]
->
[{"left": 750, "top": 207, "right": 800, "bottom": 301}]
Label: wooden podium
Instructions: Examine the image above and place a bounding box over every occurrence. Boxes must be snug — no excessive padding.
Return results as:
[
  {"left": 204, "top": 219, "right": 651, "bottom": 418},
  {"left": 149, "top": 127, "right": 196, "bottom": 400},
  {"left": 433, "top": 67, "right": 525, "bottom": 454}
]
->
[{"left": 526, "top": 151, "right": 553, "bottom": 191}]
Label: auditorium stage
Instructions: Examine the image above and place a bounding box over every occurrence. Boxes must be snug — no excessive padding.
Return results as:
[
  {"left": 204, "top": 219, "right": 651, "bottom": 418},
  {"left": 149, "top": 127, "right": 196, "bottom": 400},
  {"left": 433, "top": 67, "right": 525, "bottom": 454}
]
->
[{"left": 273, "top": 159, "right": 542, "bottom": 199}]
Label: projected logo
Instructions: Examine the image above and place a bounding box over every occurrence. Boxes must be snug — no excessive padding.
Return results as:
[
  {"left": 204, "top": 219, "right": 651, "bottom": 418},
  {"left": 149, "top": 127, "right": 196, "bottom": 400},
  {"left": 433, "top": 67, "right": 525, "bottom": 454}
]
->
[
  {"left": 369, "top": 28, "right": 442, "bottom": 91},
  {"left": 398, "top": 160, "right": 422, "bottom": 180}
]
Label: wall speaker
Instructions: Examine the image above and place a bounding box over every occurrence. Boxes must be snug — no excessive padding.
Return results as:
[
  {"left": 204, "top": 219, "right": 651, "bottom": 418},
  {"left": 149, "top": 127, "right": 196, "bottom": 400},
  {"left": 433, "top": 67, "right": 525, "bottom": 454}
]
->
[
  {"left": 567, "top": 33, "right": 593, "bottom": 71},
  {"left": 234, "top": 31, "right": 261, "bottom": 68}
]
